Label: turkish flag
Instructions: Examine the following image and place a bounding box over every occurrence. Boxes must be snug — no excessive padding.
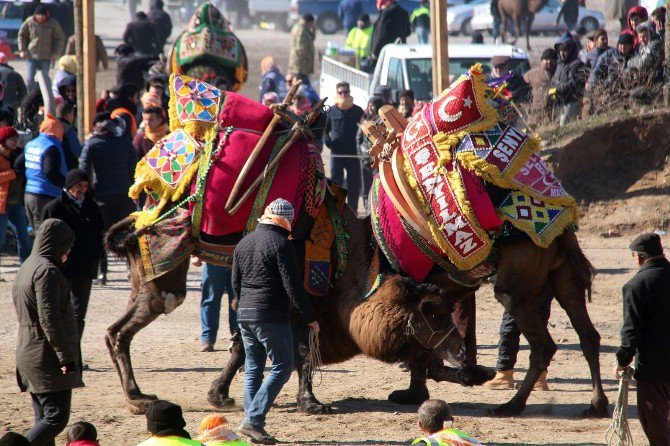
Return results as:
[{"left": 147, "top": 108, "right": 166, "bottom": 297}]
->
[{"left": 429, "top": 77, "right": 485, "bottom": 136}]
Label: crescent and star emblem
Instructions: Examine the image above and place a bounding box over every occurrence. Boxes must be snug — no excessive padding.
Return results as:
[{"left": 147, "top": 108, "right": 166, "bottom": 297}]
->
[
  {"left": 437, "top": 95, "right": 462, "bottom": 123},
  {"left": 404, "top": 118, "right": 421, "bottom": 142}
]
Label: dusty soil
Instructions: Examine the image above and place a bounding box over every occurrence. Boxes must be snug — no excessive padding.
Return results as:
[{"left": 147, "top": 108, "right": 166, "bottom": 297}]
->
[
  {"left": 0, "top": 234, "right": 652, "bottom": 445},
  {"left": 546, "top": 110, "right": 670, "bottom": 234}
]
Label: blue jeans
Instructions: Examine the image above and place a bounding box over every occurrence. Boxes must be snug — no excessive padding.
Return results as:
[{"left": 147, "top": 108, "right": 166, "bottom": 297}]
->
[
  {"left": 0, "top": 203, "right": 33, "bottom": 262},
  {"left": 239, "top": 321, "right": 293, "bottom": 428},
  {"left": 200, "top": 263, "right": 236, "bottom": 344},
  {"left": 27, "top": 58, "right": 51, "bottom": 92},
  {"left": 416, "top": 26, "right": 429, "bottom": 44}
]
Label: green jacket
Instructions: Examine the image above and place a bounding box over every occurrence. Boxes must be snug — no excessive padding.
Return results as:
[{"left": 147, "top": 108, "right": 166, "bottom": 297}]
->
[
  {"left": 345, "top": 25, "right": 373, "bottom": 65},
  {"left": 13, "top": 218, "right": 82, "bottom": 394},
  {"left": 137, "top": 436, "right": 204, "bottom": 446},
  {"left": 410, "top": 5, "right": 430, "bottom": 27},
  {"left": 288, "top": 18, "right": 315, "bottom": 75},
  {"left": 18, "top": 16, "right": 65, "bottom": 60}
]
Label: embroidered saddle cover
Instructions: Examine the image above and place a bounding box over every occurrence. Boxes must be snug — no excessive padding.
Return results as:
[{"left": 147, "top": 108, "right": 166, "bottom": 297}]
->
[
  {"left": 129, "top": 74, "right": 327, "bottom": 279},
  {"left": 368, "top": 64, "right": 578, "bottom": 281}
]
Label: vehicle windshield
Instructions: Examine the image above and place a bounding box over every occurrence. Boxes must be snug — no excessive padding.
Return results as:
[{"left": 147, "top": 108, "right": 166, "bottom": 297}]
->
[{"left": 406, "top": 57, "right": 531, "bottom": 100}]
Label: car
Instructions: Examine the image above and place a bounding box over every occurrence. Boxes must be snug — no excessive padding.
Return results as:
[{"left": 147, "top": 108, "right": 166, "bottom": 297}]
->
[
  {"left": 447, "top": 0, "right": 489, "bottom": 36},
  {"left": 471, "top": 0, "right": 605, "bottom": 36}
]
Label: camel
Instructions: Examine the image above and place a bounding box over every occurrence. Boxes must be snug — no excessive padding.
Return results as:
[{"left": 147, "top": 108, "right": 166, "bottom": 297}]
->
[
  {"left": 106, "top": 194, "right": 608, "bottom": 418},
  {"left": 105, "top": 201, "right": 475, "bottom": 415},
  {"left": 498, "top": 0, "right": 548, "bottom": 50}
]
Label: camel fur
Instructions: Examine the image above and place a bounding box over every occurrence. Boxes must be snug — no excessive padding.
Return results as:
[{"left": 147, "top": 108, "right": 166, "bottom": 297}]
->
[{"left": 498, "top": 0, "right": 548, "bottom": 50}]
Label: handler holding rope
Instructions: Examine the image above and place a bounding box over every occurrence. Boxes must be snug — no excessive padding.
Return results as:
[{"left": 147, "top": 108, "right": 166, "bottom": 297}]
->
[
  {"left": 614, "top": 233, "right": 670, "bottom": 446},
  {"left": 233, "top": 198, "right": 319, "bottom": 445}
]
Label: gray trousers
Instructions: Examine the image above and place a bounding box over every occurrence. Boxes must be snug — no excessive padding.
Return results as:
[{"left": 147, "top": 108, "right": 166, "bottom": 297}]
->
[{"left": 25, "top": 193, "right": 55, "bottom": 233}]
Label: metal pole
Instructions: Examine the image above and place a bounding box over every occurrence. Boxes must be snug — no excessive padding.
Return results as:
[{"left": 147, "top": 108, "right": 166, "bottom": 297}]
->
[
  {"left": 83, "top": 1, "right": 96, "bottom": 135},
  {"left": 74, "top": 0, "right": 84, "bottom": 140},
  {"left": 430, "top": 0, "right": 449, "bottom": 98}
]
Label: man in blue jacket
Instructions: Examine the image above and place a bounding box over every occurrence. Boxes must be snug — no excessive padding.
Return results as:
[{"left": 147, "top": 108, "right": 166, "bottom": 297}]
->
[{"left": 21, "top": 116, "right": 66, "bottom": 232}]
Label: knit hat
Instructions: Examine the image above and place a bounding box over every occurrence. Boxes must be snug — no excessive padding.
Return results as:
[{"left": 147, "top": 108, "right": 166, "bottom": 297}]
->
[
  {"left": 145, "top": 400, "right": 186, "bottom": 434},
  {"left": 39, "top": 114, "right": 64, "bottom": 141},
  {"left": 541, "top": 48, "right": 558, "bottom": 60},
  {"left": 65, "top": 169, "right": 90, "bottom": 190},
  {"left": 58, "top": 55, "right": 77, "bottom": 73},
  {"left": 490, "top": 55, "right": 511, "bottom": 66},
  {"left": 196, "top": 414, "right": 240, "bottom": 443},
  {"left": 262, "top": 91, "right": 279, "bottom": 104},
  {"left": 0, "top": 126, "right": 18, "bottom": 145},
  {"left": 0, "top": 52, "right": 7, "bottom": 64},
  {"left": 0, "top": 432, "right": 31, "bottom": 446},
  {"left": 267, "top": 198, "right": 295, "bottom": 222},
  {"left": 629, "top": 233, "right": 663, "bottom": 256}
]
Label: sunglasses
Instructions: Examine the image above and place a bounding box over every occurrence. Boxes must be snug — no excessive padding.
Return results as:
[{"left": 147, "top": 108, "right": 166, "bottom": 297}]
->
[{"left": 337, "top": 90, "right": 350, "bottom": 95}]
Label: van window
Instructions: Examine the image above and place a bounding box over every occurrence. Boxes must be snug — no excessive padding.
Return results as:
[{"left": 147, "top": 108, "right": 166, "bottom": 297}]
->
[
  {"left": 406, "top": 58, "right": 432, "bottom": 101},
  {"left": 386, "top": 57, "right": 404, "bottom": 96}
]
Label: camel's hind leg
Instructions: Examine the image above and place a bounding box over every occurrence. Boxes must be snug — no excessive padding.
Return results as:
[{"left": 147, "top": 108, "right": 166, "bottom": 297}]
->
[
  {"left": 106, "top": 295, "right": 162, "bottom": 414},
  {"left": 208, "top": 331, "right": 245, "bottom": 408},
  {"left": 548, "top": 256, "right": 609, "bottom": 418}
]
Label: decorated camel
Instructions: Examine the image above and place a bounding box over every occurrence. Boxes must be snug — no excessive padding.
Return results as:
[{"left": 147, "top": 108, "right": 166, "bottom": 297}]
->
[
  {"left": 105, "top": 65, "right": 608, "bottom": 420},
  {"left": 498, "top": 0, "right": 548, "bottom": 50}
]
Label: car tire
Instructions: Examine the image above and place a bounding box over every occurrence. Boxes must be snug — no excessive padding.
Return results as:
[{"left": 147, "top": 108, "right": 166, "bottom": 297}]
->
[
  {"left": 581, "top": 17, "right": 599, "bottom": 32},
  {"left": 318, "top": 12, "right": 340, "bottom": 35},
  {"left": 461, "top": 19, "right": 473, "bottom": 35}
]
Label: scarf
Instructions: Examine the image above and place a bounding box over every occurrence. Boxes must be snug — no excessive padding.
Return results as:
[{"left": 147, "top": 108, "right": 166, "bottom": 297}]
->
[
  {"left": 143, "top": 123, "right": 169, "bottom": 144},
  {"left": 64, "top": 189, "right": 84, "bottom": 207},
  {"left": 257, "top": 208, "right": 292, "bottom": 234},
  {"left": 335, "top": 95, "right": 355, "bottom": 110}
]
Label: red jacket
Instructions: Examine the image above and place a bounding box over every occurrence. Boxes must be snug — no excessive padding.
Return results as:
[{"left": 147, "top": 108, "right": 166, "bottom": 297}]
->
[
  {"left": 67, "top": 441, "right": 100, "bottom": 446},
  {"left": 621, "top": 5, "right": 648, "bottom": 47}
]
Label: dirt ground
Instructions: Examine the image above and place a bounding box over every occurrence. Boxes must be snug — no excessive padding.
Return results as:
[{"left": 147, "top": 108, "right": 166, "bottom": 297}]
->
[{"left": 0, "top": 233, "right": 653, "bottom": 446}]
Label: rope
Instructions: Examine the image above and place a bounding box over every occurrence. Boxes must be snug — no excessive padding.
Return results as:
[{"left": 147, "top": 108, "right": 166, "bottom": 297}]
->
[
  {"left": 306, "top": 327, "right": 323, "bottom": 386},
  {"left": 605, "top": 366, "right": 634, "bottom": 446}
]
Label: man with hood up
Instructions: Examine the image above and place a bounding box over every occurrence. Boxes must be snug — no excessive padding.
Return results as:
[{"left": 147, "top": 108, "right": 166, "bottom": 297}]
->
[
  {"left": 12, "top": 218, "right": 83, "bottom": 446},
  {"left": 621, "top": 5, "right": 648, "bottom": 47},
  {"left": 548, "top": 33, "right": 588, "bottom": 125},
  {"left": 147, "top": 0, "right": 172, "bottom": 52}
]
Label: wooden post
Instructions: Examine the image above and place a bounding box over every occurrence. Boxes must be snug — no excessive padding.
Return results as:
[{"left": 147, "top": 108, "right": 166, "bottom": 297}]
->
[
  {"left": 430, "top": 0, "right": 449, "bottom": 98},
  {"left": 82, "top": 1, "right": 96, "bottom": 135},
  {"left": 74, "top": 0, "right": 84, "bottom": 141}
]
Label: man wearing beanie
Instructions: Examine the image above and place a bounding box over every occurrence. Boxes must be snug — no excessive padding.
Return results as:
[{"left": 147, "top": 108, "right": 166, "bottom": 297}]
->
[
  {"left": 589, "top": 33, "right": 635, "bottom": 101},
  {"left": 42, "top": 169, "right": 104, "bottom": 367},
  {"left": 19, "top": 115, "right": 67, "bottom": 232},
  {"left": 138, "top": 400, "right": 203, "bottom": 445},
  {"left": 523, "top": 48, "right": 558, "bottom": 120},
  {"left": 614, "top": 233, "right": 670, "bottom": 445},
  {"left": 548, "top": 32, "right": 588, "bottom": 126},
  {"left": 232, "top": 198, "right": 319, "bottom": 445}
]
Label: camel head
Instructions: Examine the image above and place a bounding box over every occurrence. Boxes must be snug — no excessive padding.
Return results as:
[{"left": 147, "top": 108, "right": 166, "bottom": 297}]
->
[{"left": 106, "top": 216, "right": 190, "bottom": 315}]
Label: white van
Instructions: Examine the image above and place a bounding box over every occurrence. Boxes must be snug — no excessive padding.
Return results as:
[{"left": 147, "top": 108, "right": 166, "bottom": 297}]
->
[{"left": 320, "top": 43, "right": 530, "bottom": 108}]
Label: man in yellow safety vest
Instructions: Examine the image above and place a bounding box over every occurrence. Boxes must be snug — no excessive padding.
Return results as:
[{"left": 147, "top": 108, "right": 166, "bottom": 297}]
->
[{"left": 345, "top": 14, "right": 373, "bottom": 69}]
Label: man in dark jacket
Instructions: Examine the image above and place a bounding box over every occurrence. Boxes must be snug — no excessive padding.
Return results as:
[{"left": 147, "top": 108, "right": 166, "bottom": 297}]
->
[
  {"left": 324, "top": 81, "right": 365, "bottom": 209},
  {"left": 589, "top": 33, "right": 635, "bottom": 94},
  {"left": 115, "top": 44, "right": 158, "bottom": 90},
  {"left": 615, "top": 233, "right": 670, "bottom": 446},
  {"left": 79, "top": 113, "right": 137, "bottom": 285},
  {"left": 12, "top": 218, "right": 83, "bottom": 446},
  {"left": 123, "top": 11, "right": 160, "bottom": 57},
  {"left": 233, "top": 199, "right": 319, "bottom": 445},
  {"left": 147, "top": 0, "right": 172, "bottom": 52},
  {"left": 549, "top": 33, "right": 588, "bottom": 125},
  {"left": 0, "top": 54, "right": 27, "bottom": 114},
  {"left": 370, "top": 0, "right": 411, "bottom": 65},
  {"left": 42, "top": 169, "right": 104, "bottom": 362},
  {"left": 338, "top": 0, "right": 363, "bottom": 34}
]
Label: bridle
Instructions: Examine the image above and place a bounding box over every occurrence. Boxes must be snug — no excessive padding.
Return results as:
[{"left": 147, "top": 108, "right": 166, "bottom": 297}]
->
[{"left": 405, "top": 310, "right": 457, "bottom": 351}]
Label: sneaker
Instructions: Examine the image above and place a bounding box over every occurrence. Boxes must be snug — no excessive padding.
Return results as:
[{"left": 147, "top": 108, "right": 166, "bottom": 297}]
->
[
  {"left": 200, "top": 342, "right": 214, "bottom": 352},
  {"left": 238, "top": 423, "right": 277, "bottom": 445},
  {"left": 94, "top": 273, "right": 107, "bottom": 286}
]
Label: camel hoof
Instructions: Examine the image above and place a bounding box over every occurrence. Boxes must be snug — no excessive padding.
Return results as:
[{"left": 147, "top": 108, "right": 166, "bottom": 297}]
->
[
  {"left": 486, "top": 402, "right": 524, "bottom": 417},
  {"left": 459, "top": 364, "right": 496, "bottom": 387},
  {"left": 388, "top": 388, "right": 429, "bottom": 405},
  {"left": 208, "top": 392, "right": 236, "bottom": 409},
  {"left": 299, "top": 401, "right": 333, "bottom": 415},
  {"left": 125, "top": 395, "right": 158, "bottom": 415},
  {"left": 580, "top": 403, "right": 609, "bottom": 419}
]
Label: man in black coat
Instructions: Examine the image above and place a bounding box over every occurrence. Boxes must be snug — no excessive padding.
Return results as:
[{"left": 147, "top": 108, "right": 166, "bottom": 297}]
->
[
  {"left": 370, "top": 0, "right": 410, "bottom": 65},
  {"left": 615, "top": 233, "right": 670, "bottom": 446},
  {"left": 115, "top": 44, "right": 158, "bottom": 90},
  {"left": 122, "top": 11, "right": 160, "bottom": 57},
  {"left": 233, "top": 199, "right": 319, "bottom": 445},
  {"left": 147, "top": 0, "right": 172, "bottom": 52},
  {"left": 42, "top": 169, "right": 104, "bottom": 360},
  {"left": 0, "top": 54, "right": 27, "bottom": 114},
  {"left": 549, "top": 33, "right": 588, "bottom": 126}
]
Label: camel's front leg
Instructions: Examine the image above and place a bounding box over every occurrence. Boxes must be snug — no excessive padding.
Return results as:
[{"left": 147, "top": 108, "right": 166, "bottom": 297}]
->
[
  {"left": 294, "top": 324, "right": 332, "bottom": 414},
  {"left": 208, "top": 331, "right": 245, "bottom": 408},
  {"left": 388, "top": 353, "right": 430, "bottom": 405}
]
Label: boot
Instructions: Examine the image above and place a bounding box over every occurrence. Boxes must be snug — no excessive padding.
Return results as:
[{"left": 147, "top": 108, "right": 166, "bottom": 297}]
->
[
  {"left": 485, "top": 369, "right": 515, "bottom": 390},
  {"left": 533, "top": 371, "right": 549, "bottom": 391}
]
